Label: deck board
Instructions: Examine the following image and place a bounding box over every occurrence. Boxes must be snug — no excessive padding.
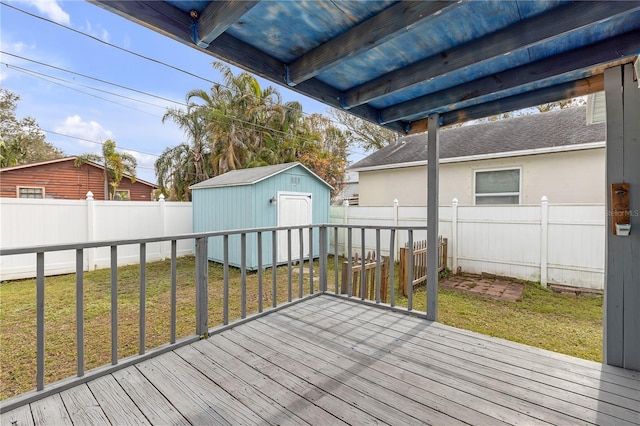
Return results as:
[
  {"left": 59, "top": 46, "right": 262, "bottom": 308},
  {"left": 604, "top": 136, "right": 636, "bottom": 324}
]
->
[
  {"left": 2, "top": 295, "right": 639, "bottom": 426},
  {"left": 59, "top": 384, "right": 109, "bottom": 425},
  {"left": 279, "top": 297, "right": 640, "bottom": 425},
  {"left": 298, "top": 297, "right": 640, "bottom": 423},
  {"left": 111, "top": 367, "right": 190, "bottom": 425}
]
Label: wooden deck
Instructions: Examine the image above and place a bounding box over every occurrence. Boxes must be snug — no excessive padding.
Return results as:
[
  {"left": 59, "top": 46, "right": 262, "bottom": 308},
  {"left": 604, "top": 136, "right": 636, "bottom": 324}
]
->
[{"left": 2, "top": 295, "right": 639, "bottom": 425}]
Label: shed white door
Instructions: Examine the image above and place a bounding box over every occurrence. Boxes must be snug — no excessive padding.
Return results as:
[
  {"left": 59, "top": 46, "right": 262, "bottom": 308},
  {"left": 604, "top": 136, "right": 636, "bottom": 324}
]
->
[{"left": 277, "top": 192, "right": 312, "bottom": 263}]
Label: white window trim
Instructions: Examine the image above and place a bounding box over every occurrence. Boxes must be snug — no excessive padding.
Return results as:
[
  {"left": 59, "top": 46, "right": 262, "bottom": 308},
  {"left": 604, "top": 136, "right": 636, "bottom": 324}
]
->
[
  {"left": 16, "top": 186, "right": 45, "bottom": 199},
  {"left": 473, "top": 167, "right": 522, "bottom": 205}
]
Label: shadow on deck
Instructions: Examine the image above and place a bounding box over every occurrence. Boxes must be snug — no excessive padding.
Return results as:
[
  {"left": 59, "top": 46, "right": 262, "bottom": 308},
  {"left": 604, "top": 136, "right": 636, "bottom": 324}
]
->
[{"left": 3, "top": 295, "right": 639, "bottom": 425}]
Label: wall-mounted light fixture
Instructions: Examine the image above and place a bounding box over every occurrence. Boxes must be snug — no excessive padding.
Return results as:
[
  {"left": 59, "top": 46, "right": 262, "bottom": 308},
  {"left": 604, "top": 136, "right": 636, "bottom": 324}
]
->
[{"left": 269, "top": 196, "right": 277, "bottom": 205}]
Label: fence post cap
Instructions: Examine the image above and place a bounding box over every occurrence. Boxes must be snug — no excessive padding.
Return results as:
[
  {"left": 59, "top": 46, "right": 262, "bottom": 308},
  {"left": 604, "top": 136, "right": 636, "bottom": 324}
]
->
[
  {"left": 343, "top": 200, "right": 349, "bottom": 206},
  {"left": 393, "top": 199, "right": 399, "bottom": 206},
  {"left": 541, "top": 195, "right": 548, "bottom": 203},
  {"left": 452, "top": 198, "right": 458, "bottom": 205},
  {"left": 86, "top": 191, "right": 94, "bottom": 200},
  {"left": 158, "top": 194, "right": 165, "bottom": 201}
]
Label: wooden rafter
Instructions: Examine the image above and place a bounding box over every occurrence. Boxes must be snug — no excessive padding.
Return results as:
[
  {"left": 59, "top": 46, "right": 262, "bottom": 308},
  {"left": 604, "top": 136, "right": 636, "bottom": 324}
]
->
[
  {"left": 285, "top": 1, "right": 461, "bottom": 86},
  {"left": 383, "top": 30, "right": 640, "bottom": 124},
  {"left": 196, "top": 1, "right": 259, "bottom": 47},
  {"left": 342, "top": 1, "right": 640, "bottom": 109}
]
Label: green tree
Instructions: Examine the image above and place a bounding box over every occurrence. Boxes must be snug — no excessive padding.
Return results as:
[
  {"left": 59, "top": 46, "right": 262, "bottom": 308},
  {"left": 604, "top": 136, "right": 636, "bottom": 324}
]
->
[
  {"left": 75, "top": 140, "right": 137, "bottom": 200},
  {"left": 0, "top": 89, "right": 64, "bottom": 167}
]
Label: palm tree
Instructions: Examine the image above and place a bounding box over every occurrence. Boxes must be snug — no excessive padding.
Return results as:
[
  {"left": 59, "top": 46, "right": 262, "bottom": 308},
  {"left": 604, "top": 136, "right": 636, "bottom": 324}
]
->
[
  {"left": 75, "top": 140, "right": 137, "bottom": 200},
  {"left": 154, "top": 143, "right": 199, "bottom": 201},
  {"left": 161, "top": 97, "right": 213, "bottom": 180}
]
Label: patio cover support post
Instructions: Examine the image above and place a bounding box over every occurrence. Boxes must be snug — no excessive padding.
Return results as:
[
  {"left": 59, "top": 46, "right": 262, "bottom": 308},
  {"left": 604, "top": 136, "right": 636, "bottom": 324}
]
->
[
  {"left": 604, "top": 61, "right": 640, "bottom": 370},
  {"left": 195, "top": 237, "right": 209, "bottom": 337},
  {"left": 427, "top": 113, "right": 440, "bottom": 321}
]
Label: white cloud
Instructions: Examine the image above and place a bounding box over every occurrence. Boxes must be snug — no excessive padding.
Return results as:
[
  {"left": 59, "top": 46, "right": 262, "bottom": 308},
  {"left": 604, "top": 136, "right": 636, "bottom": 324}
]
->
[
  {"left": 55, "top": 115, "right": 113, "bottom": 147},
  {"left": 22, "top": 0, "right": 70, "bottom": 25},
  {"left": 79, "top": 20, "right": 110, "bottom": 43}
]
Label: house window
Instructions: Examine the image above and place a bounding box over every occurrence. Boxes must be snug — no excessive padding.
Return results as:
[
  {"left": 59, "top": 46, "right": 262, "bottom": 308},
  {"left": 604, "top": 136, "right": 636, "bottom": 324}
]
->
[
  {"left": 113, "top": 189, "right": 131, "bottom": 201},
  {"left": 17, "top": 187, "right": 44, "bottom": 199},
  {"left": 475, "top": 168, "right": 520, "bottom": 205}
]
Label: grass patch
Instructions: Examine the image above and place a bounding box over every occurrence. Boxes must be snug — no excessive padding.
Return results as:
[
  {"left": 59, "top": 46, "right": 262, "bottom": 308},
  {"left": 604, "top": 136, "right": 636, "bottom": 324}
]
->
[{"left": 0, "top": 257, "right": 603, "bottom": 400}]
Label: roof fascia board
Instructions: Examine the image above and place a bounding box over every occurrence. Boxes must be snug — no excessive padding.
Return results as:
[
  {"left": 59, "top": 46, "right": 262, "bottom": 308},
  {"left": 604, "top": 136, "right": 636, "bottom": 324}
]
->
[
  {"left": 343, "top": 1, "right": 640, "bottom": 109},
  {"left": 286, "top": 0, "right": 462, "bottom": 85},
  {"left": 350, "top": 141, "right": 605, "bottom": 172},
  {"left": 382, "top": 30, "right": 640, "bottom": 123}
]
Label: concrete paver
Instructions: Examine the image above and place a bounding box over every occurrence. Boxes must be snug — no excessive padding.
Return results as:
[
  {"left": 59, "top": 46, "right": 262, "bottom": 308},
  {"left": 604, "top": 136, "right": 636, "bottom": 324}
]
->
[{"left": 440, "top": 274, "right": 525, "bottom": 301}]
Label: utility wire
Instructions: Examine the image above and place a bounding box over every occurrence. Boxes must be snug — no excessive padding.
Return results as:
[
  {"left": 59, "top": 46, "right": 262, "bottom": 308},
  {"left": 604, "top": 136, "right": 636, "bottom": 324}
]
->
[
  {"left": 4, "top": 63, "right": 165, "bottom": 117},
  {"left": 2, "top": 52, "right": 184, "bottom": 108},
  {"left": 42, "top": 129, "right": 160, "bottom": 161}
]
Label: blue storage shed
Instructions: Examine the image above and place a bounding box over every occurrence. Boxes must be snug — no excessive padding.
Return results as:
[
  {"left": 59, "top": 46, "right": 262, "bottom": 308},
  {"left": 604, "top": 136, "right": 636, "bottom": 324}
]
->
[{"left": 190, "top": 162, "right": 332, "bottom": 269}]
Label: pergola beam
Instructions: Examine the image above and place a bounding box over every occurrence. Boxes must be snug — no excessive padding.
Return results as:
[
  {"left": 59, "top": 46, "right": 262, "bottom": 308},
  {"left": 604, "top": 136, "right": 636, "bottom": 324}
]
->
[
  {"left": 381, "top": 30, "right": 640, "bottom": 124},
  {"left": 285, "top": 1, "right": 460, "bottom": 86},
  {"left": 343, "top": 1, "right": 640, "bottom": 109}
]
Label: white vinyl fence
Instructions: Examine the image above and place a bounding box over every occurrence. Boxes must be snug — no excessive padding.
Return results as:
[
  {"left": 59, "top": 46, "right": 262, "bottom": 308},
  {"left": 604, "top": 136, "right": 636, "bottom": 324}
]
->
[
  {"left": 1, "top": 195, "right": 605, "bottom": 289},
  {"left": 0, "top": 195, "right": 193, "bottom": 280},
  {"left": 330, "top": 198, "right": 606, "bottom": 289}
]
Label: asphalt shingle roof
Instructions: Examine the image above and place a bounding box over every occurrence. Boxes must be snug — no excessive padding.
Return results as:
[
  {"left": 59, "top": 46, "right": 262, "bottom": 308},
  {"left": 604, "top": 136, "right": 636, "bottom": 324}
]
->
[
  {"left": 190, "top": 162, "right": 332, "bottom": 189},
  {"left": 349, "top": 107, "right": 605, "bottom": 170}
]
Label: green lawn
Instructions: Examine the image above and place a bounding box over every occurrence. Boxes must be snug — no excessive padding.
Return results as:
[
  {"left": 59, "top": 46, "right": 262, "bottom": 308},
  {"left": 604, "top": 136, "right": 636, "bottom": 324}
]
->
[{"left": 0, "top": 256, "right": 602, "bottom": 400}]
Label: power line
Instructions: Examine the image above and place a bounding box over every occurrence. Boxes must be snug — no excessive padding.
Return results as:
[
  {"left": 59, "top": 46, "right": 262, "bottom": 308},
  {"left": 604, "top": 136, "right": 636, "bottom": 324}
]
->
[
  {"left": 4, "top": 63, "right": 165, "bottom": 117},
  {"left": 0, "top": 1, "right": 220, "bottom": 86},
  {"left": 1, "top": 52, "right": 184, "bottom": 108},
  {"left": 42, "top": 129, "right": 160, "bottom": 161}
]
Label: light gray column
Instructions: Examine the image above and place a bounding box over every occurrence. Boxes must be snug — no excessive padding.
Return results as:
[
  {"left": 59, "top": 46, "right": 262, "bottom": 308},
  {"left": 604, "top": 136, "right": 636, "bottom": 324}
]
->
[
  {"left": 604, "top": 61, "right": 640, "bottom": 370},
  {"left": 427, "top": 113, "right": 440, "bottom": 321}
]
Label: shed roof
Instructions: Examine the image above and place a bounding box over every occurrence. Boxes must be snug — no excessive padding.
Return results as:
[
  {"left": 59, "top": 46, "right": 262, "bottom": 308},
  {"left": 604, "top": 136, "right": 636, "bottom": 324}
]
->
[
  {"left": 90, "top": 0, "right": 640, "bottom": 134},
  {"left": 190, "top": 162, "right": 332, "bottom": 189},
  {"left": 349, "top": 106, "right": 605, "bottom": 171}
]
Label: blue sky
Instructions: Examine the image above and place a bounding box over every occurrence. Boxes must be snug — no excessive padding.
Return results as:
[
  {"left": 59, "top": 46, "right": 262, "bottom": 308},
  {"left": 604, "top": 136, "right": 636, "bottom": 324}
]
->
[{"left": 0, "top": 0, "right": 334, "bottom": 183}]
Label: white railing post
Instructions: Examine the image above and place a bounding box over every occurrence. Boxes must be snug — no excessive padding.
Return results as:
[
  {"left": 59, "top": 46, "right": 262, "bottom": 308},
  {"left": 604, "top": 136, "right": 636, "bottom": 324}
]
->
[
  {"left": 540, "top": 196, "right": 549, "bottom": 287},
  {"left": 86, "top": 191, "right": 96, "bottom": 271},
  {"left": 452, "top": 198, "right": 458, "bottom": 273},
  {"left": 158, "top": 194, "right": 167, "bottom": 260},
  {"left": 342, "top": 199, "right": 349, "bottom": 256},
  {"left": 393, "top": 199, "right": 399, "bottom": 258}
]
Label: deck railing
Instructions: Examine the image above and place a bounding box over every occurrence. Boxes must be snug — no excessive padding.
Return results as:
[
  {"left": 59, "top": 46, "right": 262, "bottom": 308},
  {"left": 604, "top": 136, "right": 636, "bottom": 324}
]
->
[{"left": 0, "top": 224, "right": 429, "bottom": 412}]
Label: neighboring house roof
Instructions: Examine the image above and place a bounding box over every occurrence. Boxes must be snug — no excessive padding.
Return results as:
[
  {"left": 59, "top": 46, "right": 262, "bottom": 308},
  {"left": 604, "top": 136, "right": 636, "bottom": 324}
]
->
[
  {"left": 0, "top": 156, "right": 157, "bottom": 188},
  {"left": 349, "top": 106, "right": 605, "bottom": 171},
  {"left": 190, "top": 162, "right": 333, "bottom": 190}
]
